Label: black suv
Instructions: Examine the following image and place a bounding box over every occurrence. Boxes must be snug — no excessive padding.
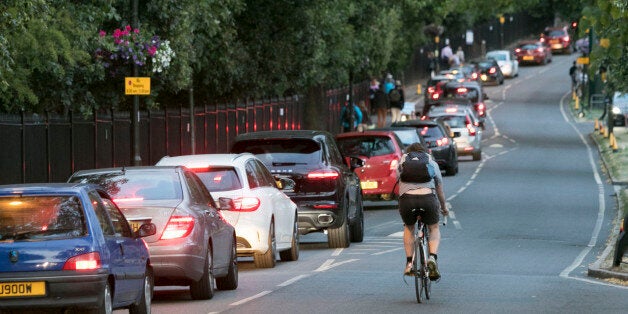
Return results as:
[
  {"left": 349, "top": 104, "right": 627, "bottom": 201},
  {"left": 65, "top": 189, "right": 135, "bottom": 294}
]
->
[
  {"left": 230, "top": 130, "right": 364, "bottom": 248},
  {"left": 441, "top": 80, "right": 489, "bottom": 128},
  {"left": 391, "top": 119, "right": 458, "bottom": 176}
]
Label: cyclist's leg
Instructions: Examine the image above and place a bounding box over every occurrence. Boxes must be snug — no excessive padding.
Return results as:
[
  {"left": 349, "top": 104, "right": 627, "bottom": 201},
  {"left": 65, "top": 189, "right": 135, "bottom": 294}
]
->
[
  {"left": 427, "top": 223, "right": 440, "bottom": 255},
  {"left": 399, "top": 194, "right": 420, "bottom": 273}
]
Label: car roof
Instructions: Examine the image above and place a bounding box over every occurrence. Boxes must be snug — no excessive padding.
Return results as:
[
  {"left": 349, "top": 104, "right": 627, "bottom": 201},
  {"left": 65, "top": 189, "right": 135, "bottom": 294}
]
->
[
  {"left": 391, "top": 119, "right": 439, "bottom": 127},
  {"left": 71, "top": 165, "right": 184, "bottom": 177},
  {"left": 0, "top": 182, "right": 101, "bottom": 195},
  {"left": 486, "top": 50, "right": 509, "bottom": 55},
  {"left": 157, "top": 153, "right": 255, "bottom": 168},
  {"left": 336, "top": 130, "right": 398, "bottom": 138}
]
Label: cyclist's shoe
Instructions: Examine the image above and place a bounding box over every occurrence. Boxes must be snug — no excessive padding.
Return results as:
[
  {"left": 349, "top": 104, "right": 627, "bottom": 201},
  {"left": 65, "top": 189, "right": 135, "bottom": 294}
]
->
[
  {"left": 427, "top": 256, "right": 440, "bottom": 281},
  {"left": 404, "top": 262, "right": 413, "bottom": 276}
]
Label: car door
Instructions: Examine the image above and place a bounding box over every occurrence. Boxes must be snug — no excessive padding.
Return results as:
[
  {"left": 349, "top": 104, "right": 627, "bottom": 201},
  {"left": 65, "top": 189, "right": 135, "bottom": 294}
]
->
[
  {"left": 252, "top": 159, "right": 294, "bottom": 245},
  {"left": 90, "top": 191, "right": 141, "bottom": 304},
  {"left": 184, "top": 171, "right": 231, "bottom": 269}
]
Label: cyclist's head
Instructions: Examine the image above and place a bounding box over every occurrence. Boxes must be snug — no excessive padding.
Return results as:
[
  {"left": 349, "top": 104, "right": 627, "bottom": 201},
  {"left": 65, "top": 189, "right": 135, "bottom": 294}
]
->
[{"left": 406, "top": 142, "right": 427, "bottom": 154}]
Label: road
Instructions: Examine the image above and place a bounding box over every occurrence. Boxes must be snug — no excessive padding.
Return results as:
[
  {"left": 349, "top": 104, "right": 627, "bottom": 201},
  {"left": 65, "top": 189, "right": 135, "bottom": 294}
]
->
[{"left": 133, "top": 54, "right": 628, "bottom": 313}]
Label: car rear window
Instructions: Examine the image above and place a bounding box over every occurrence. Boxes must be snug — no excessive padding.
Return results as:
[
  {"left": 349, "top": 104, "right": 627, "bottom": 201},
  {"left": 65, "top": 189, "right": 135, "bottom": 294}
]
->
[
  {"left": 190, "top": 167, "right": 242, "bottom": 192},
  {"left": 231, "top": 139, "right": 321, "bottom": 166},
  {"left": 434, "top": 115, "right": 467, "bottom": 128},
  {"left": 416, "top": 125, "right": 444, "bottom": 140},
  {"left": 545, "top": 30, "right": 565, "bottom": 37},
  {"left": 519, "top": 44, "right": 539, "bottom": 50},
  {"left": 487, "top": 53, "right": 506, "bottom": 61},
  {"left": 391, "top": 130, "right": 420, "bottom": 147},
  {"left": 0, "top": 195, "right": 86, "bottom": 241},
  {"left": 337, "top": 136, "right": 395, "bottom": 157},
  {"left": 71, "top": 171, "right": 183, "bottom": 201}
]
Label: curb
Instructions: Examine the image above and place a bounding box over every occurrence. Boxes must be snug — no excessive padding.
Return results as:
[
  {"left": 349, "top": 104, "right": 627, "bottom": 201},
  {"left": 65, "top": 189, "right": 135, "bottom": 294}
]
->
[{"left": 586, "top": 132, "right": 628, "bottom": 282}]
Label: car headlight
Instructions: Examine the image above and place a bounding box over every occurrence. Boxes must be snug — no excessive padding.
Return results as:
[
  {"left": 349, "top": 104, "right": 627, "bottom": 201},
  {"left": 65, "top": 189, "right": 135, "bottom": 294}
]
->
[{"left": 612, "top": 106, "right": 622, "bottom": 115}]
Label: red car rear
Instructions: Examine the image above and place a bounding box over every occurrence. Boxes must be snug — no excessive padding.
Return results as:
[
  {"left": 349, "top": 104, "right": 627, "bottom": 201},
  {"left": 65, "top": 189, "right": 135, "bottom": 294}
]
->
[
  {"left": 540, "top": 26, "right": 572, "bottom": 54},
  {"left": 336, "top": 131, "right": 405, "bottom": 201},
  {"left": 514, "top": 40, "right": 552, "bottom": 65}
]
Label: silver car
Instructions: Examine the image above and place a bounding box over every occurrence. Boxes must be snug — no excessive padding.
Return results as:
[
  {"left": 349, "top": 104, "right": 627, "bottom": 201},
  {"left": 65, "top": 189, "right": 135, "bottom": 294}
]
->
[
  {"left": 428, "top": 105, "right": 482, "bottom": 161},
  {"left": 68, "top": 166, "right": 238, "bottom": 300}
]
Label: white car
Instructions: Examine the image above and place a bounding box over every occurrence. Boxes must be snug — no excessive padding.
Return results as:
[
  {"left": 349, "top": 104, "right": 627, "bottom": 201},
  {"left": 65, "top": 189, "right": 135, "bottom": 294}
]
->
[
  {"left": 486, "top": 50, "right": 519, "bottom": 78},
  {"left": 156, "top": 153, "right": 299, "bottom": 268},
  {"left": 428, "top": 105, "right": 482, "bottom": 161}
]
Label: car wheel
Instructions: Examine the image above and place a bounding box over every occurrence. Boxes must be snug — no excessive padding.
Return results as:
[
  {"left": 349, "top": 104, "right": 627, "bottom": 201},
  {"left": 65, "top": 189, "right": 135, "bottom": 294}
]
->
[
  {"left": 280, "top": 216, "right": 299, "bottom": 261},
  {"left": 190, "top": 246, "right": 215, "bottom": 300},
  {"left": 129, "top": 268, "right": 153, "bottom": 314},
  {"left": 92, "top": 281, "right": 113, "bottom": 314},
  {"left": 445, "top": 158, "right": 457, "bottom": 176},
  {"left": 328, "top": 212, "right": 350, "bottom": 248},
  {"left": 350, "top": 194, "right": 364, "bottom": 243},
  {"left": 254, "top": 222, "right": 276, "bottom": 268},
  {"left": 216, "top": 238, "right": 238, "bottom": 290}
]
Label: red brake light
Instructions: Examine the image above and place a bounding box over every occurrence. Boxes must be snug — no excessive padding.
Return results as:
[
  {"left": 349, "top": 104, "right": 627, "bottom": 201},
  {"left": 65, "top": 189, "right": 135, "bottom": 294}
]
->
[
  {"left": 233, "top": 197, "right": 261, "bottom": 211},
  {"left": 467, "top": 124, "right": 476, "bottom": 136},
  {"left": 389, "top": 159, "right": 399, "bottom": 171},
  {"left": 63, "top": 252, "right": 101, "bottom": 270},
  {"left": 113, "top": 197, "right": 144, "bottom": 203},
  {"left": 489, "top": 67, "right": 496, "bottom": 74},
  {"left": 427, "top": 86, "right": 435, "bottom": 93},
  {"left": 477, "top": 102, "right": 485, "bottom": 110},
  {"left": 515, "top": 48, "right": 521, "bottom": 53},
  {"left": 307, "top": 169, "right": 339, "bottom": 180},
  {"left": 456, "top": 87, "right": 467, "bottom": 94},
  {"left": 563, "top": 36, "right": 569, "bottom": 42},
  {"left": 436, "top": 137, "right": 449, "bottom": 146},
  {"left": 431, "top": 93, "right": 440, "bottom": 100},
  {"left": 161, "top": 216, "right": 195, "bottom": 240},
  {"left": 471, "top": 73, "right": 478, "bottom": 79},
  {"left": 445, "top": 107, "right": 457, "bottom": 113}
]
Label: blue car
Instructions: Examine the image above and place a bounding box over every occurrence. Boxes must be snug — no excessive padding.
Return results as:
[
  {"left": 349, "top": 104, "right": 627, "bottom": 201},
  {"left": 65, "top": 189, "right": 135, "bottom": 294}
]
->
[{"left": 0, "top": 183, "right": 156, "bottom": 313}]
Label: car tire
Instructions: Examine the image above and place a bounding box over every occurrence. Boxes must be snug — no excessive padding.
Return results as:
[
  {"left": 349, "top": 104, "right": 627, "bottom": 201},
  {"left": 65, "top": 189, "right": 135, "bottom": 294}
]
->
[
  {"left": 254, "top": 223, "right": 276, "bottom": 268},
  {"left": 190, "top": 246, "right": 215, "bottom": 300},
  {"left": 472, "top": 150, "right": 482, "bottom": 161},
  {"left": 216, "top": 239, "right": 238, "bottom": 290},
  {"left": 280, "top": 216, "right": 299, "bottom": 262},
  {"left": 129, "top": 268, "right": 153, "bottom": 314},
  {"left": 328, "top": 213, "right": 350, "bottom": 248},
  {"left": 350, "top": 194, "right": 364, "bottom": 243},
  {"left": 92, "top": 281, "right": 112, "bottom": 314}
]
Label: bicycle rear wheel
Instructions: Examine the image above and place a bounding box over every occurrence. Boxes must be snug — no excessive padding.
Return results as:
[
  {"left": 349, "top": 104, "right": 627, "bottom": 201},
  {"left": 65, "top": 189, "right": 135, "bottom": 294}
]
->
[
  {"left": 422, "top": 227, "right": 431, "bottom": 299},
  {"left": 413, "top": 232, "right": 423, "bottom": 303}
]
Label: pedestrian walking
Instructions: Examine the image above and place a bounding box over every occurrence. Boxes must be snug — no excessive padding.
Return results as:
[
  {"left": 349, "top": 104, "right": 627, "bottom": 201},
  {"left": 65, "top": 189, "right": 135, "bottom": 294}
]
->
[{"left": 389, "top": 80, "right": 405, "bottom": 124}]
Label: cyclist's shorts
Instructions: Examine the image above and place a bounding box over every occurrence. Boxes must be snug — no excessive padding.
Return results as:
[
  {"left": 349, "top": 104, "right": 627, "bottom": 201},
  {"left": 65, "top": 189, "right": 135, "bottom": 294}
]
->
[{"left": 398, "top": 193, "right": 440, "bottom": 226}]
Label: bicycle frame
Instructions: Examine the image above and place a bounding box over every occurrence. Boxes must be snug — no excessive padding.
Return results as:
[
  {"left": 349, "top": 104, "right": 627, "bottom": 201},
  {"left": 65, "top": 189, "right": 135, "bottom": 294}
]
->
[{"left": 413, "top": 217, "right": 431, "bottom": 303}]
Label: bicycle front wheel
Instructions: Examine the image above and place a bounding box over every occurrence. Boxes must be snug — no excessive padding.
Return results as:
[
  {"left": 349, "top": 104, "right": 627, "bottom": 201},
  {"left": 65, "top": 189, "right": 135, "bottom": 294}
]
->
[{"left": 414, "top": 236, "right": 423, "bottom": 303}]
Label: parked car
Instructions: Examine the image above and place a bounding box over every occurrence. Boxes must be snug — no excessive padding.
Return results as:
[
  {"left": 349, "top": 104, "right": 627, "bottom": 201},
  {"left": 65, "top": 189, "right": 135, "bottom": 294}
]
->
[
  {"left": 68, "top": 166, "right": 238, "bottom": 300},
  {"left": 474, "top": 58, "right": 504, "bottom": 85},
  {"left": 486, "top": 50, "right": 519, "bottom": 78},
  {"left": 441, "top": 80, "right": 489, "bottom": 128},
  {"left": 0, "top": 183, "right": 156, "bottom": 313},
  {"left": 611, "top": 92, "right": 628, "bottom": 126},
  {"left": 372, "top": 126, "right": 428, "bottom": 150},
  {"left": 613, "top": 211, "right": 628, "bottom": 267},
  {"left": 428, "top": 105, "right": 483, "bottom": 161},
  {"left": 230, "top": 130, "right": 365, "bottom": 248},
  {"left": 540, "top": 26, "right": 572, "bottom": 54},
  {"left": 336, "top": 131, "right": 405, "bottom": 201},
  {"left": 514, "top": 40, "right": 552, "bottom": 65},
  {"left": 155, "top": 153, "right": 299, "bottom": 268},
  {"left": 391, "top": 119, "right": 458, "bottom": 176}
]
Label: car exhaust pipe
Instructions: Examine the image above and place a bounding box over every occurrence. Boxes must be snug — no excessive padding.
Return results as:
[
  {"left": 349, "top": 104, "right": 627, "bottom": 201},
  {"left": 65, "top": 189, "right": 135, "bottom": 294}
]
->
[{"left": 318, "top": 214, "right": 334, "bottom": 224}]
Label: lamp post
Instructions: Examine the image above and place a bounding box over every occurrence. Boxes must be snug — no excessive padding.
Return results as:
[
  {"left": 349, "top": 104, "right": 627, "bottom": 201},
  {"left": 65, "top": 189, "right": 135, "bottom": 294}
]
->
[
  {"left": 499, "top": 15, "right": 505, "bottom": 49},
  {"left": 132, "top": 0, "right": 141, "bottom": 166}
]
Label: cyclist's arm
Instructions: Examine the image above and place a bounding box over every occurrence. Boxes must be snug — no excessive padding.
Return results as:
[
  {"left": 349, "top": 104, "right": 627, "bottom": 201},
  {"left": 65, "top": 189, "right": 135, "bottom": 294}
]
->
[{"left": 435, "top": 184, "right": 448, "bottom": 216}]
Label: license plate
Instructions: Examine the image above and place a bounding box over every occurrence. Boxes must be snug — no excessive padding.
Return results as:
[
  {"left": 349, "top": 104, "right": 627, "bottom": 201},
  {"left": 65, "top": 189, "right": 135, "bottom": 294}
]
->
[
  {"left": 0, "top": 281, "right": 46, "bottom": 298},
  {"left": 549, "top": 39, "right": 559, "bottom": 44},
  {"left": 551, "top": 43, "right": 563, "bottom": 49},
  {"left": 523, "top": 56, "right": 534, "bottom": 61},
  {"left": 130, "top": 222, "right": 140, "bottom": 232},
  {"left": 360, "top": 181, "right": 378, "bottom": 189}
]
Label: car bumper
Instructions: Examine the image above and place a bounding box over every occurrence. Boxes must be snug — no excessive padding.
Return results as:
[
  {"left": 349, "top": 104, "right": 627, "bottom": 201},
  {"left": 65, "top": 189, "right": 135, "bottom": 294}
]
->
[
  {"left": 359, "top": 175, "right": 397, "bottom": 196},
  {"left": 0, "top": 271, "right": 108, "bottom": 310},
  {"left": 148, "top": 240, "right": 205, "bottom": 284},
  {"left": 234, "top": 223, "right": 270, "bottom": 256}
]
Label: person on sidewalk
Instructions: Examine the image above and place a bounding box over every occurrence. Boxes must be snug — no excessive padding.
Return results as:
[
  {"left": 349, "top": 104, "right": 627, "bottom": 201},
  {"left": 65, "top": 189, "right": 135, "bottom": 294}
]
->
[
  {"left": 357, "top": 100, "right": 374, "bottom": 132},
  {"left": 389, "top": 80, "right": 405, "bottom": 124},
  {"left": 370, "top": 79, "right": 389, "bottom": 128},
  {"left": 340, "top": 100, "right": 362, "bottom": 133}
]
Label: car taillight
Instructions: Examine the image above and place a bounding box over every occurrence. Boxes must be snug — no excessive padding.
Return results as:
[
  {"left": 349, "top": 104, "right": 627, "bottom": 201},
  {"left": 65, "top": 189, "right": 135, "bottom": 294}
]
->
[
  {"left": 515, "top": 48, "right": 521, "bottom": 53},
  {"left": 233, "top": 197, "right": 261, "bottom": 211},
  {"left": 489, "top": 67, "right": 496, "bottom": 74},
  {"left": 427, "top": 86, "right": 435, "bottom": 94},
  {"left": 431, "top": 93, "right": 440, "bottom": 100},
  {"left": 63, "top": 252, "right": 101, "bottom": 270},
  {"left": 161, "top": 216, "right": 194, "bottom": 240},
  {"left": 477, "top": 102, "right": 485, "bottom": 111},
  {"left": 536, "top": 47, "right": 543, "bottom": 52},
  {"left": 467, "top": 124, "right": 476, "bottom": 136},
  {"left": 471, "top": 72, "right": 478, "bottom": 79},
  {"left": 436, "top": 137, "right": 449, "bottom": 146},
  {"left": 307, "top": 169, "right": 339, "bottom": 179},
  {"left": 563, "top": 36, "right": 569, "bottom": 42},
  {"left": 456, "top": 87, "right": 468, "bottom": 94}
]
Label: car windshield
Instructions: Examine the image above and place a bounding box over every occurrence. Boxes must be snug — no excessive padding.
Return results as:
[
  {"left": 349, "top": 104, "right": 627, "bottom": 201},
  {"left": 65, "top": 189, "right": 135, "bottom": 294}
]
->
[
  {"left": 337, "top": 136, "right": 395, "bottom": 157},
  {"left": 231, "top": 139, "right": 322, "bottom": 166},
  {"left": 434, "top": 115, "right": 467, "bottom": 128},
  {"left": 545, "top": 30, "right": 565, "bottom": 37},
  {"left": 416, "top": 125, "right": 444, "bottom": 140},
  {"left": 0, "top": 195, "right": 86, "bottom": 241},
  {"left": 487, "top": 53, "right": 506, "bottom": 61},
  {"left": 520, "top": 44, "right": 539, "bottom": 50},
  {"left": 477, "top": 61, "right": 494, "bottom": 68},
  {"left": 70, "top": 171, "right": 183, "bottom": 201},
  {"left": 190, "top": 167, "right": 242, "bottom": 192}
]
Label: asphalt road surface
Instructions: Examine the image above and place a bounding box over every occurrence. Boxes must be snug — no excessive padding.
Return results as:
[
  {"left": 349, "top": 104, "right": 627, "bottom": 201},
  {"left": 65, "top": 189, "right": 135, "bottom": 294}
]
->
[{"left": 130, "top": 54, "right": 628, "bottom": 314}]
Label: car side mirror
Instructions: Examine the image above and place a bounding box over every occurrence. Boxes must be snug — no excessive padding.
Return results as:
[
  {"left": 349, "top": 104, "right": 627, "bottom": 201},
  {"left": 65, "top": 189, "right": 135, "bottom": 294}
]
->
[
  {"left": 137, "top": 223, "right": 157, "bottom": 238},
  {"left": 349, "top": 156, "right": 365, "bottom": 170},
  {"left": 218, "top": 197, "right": 235, "bottom": 211},
  {"left": 452, "top": 131, "right": 461, "bottom": 138},
  {"left": 274, "top": 177, "right": 295, "bottom": 191}
]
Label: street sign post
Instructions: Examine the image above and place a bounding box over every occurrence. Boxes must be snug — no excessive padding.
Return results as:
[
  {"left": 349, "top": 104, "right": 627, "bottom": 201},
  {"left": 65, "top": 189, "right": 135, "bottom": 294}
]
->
[{"left": 125, "top": 77, "right": 151, "bottom": 95}]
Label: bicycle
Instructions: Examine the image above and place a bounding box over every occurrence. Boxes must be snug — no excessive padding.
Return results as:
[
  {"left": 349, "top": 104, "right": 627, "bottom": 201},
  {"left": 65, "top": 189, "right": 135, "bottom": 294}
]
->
[{"left": 411, "top": 208, "right": 447, "bottom": 303}]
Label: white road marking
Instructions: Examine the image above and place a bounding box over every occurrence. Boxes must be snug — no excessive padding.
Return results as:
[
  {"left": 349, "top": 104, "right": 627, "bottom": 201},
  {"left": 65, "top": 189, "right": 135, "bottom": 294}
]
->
[
  {"left": 332, "top": 248, "right": 343, "bottom": 256},
  {"left": 277, "top": 275, "right": 309, "bottom": 287},
  {"left": 315, "top": 258, "right": 359, "bottom": 272},
  {"left": 229, "top": 290, "right": 272, "bottom": 306}
]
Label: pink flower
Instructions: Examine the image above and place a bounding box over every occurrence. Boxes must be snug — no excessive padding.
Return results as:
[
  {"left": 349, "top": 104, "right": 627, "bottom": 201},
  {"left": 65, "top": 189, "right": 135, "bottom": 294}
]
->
[
  {"left": 99, "top": 30, "right": 106, "bottom": 37},
  {"left": 125, "top": 25, "right": 131, "bottom": 31},
  {"left": 134, "top": 28, "right": 140, "bottom": 34},
  {"left": 147, "top": 46, "right": 157, "bottom": 56}
]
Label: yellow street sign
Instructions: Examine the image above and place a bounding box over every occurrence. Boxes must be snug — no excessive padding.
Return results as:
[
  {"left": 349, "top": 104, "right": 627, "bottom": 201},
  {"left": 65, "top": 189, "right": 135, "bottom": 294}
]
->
[
  {"left": 576, "top": 57, "right": 589, "bottom": 65},
  {"left": 499, "top": 16, "right": 505, "bottom": 24},
  {"left": 125, "top": 77, "right": 151, "bottom": 95}
]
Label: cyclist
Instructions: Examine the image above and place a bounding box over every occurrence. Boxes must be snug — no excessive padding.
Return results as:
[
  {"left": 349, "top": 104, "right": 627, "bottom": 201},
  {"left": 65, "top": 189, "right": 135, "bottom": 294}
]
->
[{"left": 398, "top": 142, "right": 449, "bottom": 279}]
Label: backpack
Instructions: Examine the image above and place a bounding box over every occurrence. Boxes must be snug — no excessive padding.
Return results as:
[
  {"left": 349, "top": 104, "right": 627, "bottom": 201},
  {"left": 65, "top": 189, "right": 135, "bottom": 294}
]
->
[
  {"left": 342, "top": 105, "right": 358, "bottom": 123},
  {"left": 399, "top": 151, "right": 435, "bottom": 183},
  {"left": 389, "top": 88, "right": 401, "bottom": 103}
]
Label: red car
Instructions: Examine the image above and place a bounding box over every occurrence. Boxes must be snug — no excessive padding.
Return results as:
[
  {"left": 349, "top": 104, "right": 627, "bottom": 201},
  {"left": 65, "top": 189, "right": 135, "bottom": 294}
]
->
[
  {"left": 336, "top": 131, "right": 405, "bottom": 201},
  {"left": 514, "top": 40, "right": 552, "bottom": 65},
  {"left": 540, "top": 26, "right": 572, "bottom": 54}
]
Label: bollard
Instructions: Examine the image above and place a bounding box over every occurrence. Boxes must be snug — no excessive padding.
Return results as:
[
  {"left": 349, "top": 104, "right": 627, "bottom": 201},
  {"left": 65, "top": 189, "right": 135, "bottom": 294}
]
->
[
  {"left": 574, "top": 97, "right": 579, "bottom": 111},
  {"left": 609, "top": 132, "right": 616, "bottom": 148},
  {"left": 416, "top": 84, "right": 422, "bottom": 95},
  {"left": 603, "top": 126, "right": 609, "bottom": 138},
  {"left": 594, "top": 119, "right": 599, "bottom": 131},
  {"left": 572, "top": 91, "right": 576, "bottom": 100},
  {"left": 599, "top": 125, "right": 605, "bottom": 135}
]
